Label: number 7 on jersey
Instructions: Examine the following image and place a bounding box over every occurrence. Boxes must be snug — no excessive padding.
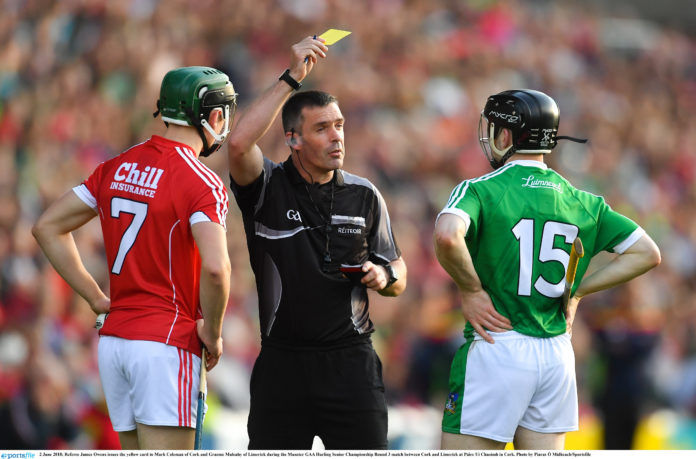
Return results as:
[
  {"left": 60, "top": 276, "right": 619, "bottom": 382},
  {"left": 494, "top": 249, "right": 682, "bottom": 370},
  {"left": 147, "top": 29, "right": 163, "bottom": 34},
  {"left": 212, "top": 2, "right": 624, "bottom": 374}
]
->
[{"left": 110, "top": 197, "right": 148, "bottom": 275}]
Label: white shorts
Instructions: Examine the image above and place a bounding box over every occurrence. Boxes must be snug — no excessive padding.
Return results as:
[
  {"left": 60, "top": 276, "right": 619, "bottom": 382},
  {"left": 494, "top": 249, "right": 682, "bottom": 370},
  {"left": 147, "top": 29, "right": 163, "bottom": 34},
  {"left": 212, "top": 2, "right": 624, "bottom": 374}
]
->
[
  {"left": 98, "top": 336, "right": 205, "bottom": 432},
  {"left": 442, "top": 330, "right": 578, "bottom": 443}
]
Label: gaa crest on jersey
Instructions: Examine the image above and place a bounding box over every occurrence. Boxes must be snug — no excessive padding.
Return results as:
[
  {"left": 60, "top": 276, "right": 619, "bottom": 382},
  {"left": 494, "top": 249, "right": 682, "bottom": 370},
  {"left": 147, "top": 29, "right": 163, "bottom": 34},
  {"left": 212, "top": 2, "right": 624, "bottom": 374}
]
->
[{"left": 445, "top": 392, "right": 459, "bottom": 414}]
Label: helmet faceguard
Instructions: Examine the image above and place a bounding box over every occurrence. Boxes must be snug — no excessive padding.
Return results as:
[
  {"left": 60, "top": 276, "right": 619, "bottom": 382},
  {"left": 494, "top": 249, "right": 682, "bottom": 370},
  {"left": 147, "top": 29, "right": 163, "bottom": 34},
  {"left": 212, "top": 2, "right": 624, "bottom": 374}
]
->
[
  {"left": 479, "top": 89, "right": 574, "bottom": 169},
  {"left": 155, "top": 66, "right": 238, "bottom": 157}
]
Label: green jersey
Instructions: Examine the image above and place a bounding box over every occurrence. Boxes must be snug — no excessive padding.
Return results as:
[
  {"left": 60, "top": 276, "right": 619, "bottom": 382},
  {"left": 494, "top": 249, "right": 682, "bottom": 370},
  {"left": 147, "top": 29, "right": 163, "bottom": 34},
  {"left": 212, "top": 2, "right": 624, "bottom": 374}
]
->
[{"left": 439, "top": 160, "right": 643, "bottom": 339}]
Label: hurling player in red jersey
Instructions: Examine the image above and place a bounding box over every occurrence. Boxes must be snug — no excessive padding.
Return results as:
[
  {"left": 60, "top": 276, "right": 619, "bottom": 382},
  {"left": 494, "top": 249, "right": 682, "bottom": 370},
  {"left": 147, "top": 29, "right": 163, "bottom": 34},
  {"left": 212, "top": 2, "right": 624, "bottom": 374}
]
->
[{"left": 33, "top": 67, "right": 236, "bottom": 449}]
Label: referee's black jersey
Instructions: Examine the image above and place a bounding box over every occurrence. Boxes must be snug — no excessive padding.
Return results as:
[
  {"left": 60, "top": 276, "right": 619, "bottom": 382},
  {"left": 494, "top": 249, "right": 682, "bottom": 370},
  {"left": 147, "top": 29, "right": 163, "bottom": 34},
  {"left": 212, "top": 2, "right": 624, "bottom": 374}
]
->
[{"left": 230, "top": 156, "right": 401, "bottom": 346}]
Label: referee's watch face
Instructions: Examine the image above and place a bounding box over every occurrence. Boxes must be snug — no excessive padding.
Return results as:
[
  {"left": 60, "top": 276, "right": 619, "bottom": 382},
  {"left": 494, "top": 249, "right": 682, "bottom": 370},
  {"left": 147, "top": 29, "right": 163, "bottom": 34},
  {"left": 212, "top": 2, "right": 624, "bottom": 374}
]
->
[{"left": 296, "top": 102, "right": 345, "bottom": 183}]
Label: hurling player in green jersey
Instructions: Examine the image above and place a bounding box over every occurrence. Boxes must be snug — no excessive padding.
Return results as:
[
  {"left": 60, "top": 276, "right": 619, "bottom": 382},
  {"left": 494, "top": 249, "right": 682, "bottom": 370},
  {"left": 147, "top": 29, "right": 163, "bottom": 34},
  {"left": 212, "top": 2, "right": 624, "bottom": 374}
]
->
[{"left": 434, "top": 90, "right": 660, "bottom": 450}]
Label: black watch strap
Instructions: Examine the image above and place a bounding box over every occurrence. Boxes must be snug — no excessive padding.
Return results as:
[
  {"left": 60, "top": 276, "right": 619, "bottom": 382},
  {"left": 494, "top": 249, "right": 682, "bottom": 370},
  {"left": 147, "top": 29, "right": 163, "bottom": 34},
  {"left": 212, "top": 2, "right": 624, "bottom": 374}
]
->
[
  {"left": 279, "top": 69, "right": 302, "bottom": 90},
  {"left": 384, "top": 264, "right": 398, "bottom": 288}
]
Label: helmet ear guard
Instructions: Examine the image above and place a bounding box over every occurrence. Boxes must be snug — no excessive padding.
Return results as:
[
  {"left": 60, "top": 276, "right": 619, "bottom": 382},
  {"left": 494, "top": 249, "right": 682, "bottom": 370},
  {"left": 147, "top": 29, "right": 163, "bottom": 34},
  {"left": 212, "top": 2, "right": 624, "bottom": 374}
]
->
[
  {"left": 155, "top": 66, "right": 238, "bottom": 157},
  {"left": 478, "top": 89, "right": 586, "bottom": 169}
]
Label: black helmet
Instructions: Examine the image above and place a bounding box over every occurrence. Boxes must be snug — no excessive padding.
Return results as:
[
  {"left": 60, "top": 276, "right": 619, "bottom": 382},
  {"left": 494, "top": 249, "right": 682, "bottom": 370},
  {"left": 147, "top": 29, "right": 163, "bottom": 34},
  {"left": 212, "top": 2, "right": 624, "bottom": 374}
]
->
[{"left": 478, "top": 89, "right": 585, "bottom": 169}]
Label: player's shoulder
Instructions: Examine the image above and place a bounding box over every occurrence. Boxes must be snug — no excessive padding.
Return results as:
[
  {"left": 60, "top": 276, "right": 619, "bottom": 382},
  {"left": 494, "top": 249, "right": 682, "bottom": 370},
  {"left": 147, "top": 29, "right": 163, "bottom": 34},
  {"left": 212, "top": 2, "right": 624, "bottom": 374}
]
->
[
  {"left": 546, "top": 171, "right": 611, "bottom": 218},
  {"left": 169, "top": 146, "right": 226, "bottom": 190},
  {"left": 465, "top": 162, "right": 520, "bottom": 189},
  {"left": 90, "top": 139, "right": 150, "bottom": 174},
  {"left": 554, "top": 173, "right": 606, "bottom": 204}
]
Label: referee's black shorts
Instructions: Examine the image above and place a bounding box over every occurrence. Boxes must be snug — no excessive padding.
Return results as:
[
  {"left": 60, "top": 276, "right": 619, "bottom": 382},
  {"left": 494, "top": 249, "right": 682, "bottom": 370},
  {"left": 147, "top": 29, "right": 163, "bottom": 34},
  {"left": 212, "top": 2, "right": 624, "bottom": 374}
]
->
[{"left": 247, "top": 337, "right": 388, "bottom": 450}]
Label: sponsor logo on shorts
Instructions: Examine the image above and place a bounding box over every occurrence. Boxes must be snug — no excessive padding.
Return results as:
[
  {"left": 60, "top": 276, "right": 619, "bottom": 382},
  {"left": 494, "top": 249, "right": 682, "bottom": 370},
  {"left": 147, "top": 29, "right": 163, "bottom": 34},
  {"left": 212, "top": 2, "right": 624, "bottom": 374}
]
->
[{"left": 445, "top": 392, "right": 459, "bottom": 414}]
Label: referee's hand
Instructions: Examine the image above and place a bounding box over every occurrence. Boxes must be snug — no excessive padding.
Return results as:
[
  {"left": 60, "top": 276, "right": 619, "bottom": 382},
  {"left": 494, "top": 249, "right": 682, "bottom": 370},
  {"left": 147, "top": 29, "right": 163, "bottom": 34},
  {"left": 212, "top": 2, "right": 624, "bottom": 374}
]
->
[
  {"left": 289, "top": 35, "right": 328, "bottom": 82},
  {"left": 359, "top": 261, "right": 389, "bottom": 291}
]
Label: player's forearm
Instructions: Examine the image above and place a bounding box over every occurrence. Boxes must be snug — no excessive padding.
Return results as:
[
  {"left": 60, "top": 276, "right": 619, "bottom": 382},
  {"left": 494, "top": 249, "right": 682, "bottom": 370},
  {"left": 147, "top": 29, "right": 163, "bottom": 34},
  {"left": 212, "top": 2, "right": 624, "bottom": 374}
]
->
[
  {"left": 33, "top": 231, "right": 108, "bottom": 306},
  {"left": 436, "top": 247, "right": 484, "bottom": 294},
  {"left": 575, "top": 234, "right": 660, "bottom": 298},
  {"left": 32, "top": 191, "right": 107, "bottom": 310},
  {"left": 434, "top": 215, "right": 483, "bottom": 294},
  {"left": 434, "top": 236, "right": 483, "bottom": 294},
  {"left": 198, "top": 263, "right": 231, "bottom": 340},
  {"left": 192, "top": 222, "right": 230, "bottom": 340}
]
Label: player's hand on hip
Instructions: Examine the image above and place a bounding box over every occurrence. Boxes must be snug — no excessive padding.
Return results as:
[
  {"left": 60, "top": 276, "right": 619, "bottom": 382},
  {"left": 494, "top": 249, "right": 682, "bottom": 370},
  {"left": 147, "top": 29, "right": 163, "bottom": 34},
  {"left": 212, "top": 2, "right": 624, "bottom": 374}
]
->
[
  {"left": 90, "top": 296, "right": 111, "bottom": 315},
  {"left": 289, "top": 36, "right": 327, "bottom": 80},
  {"left": 459, "top": 289, "right": 512, "bottom": 344},
  {"left": 565, "top": 296, "right": 581, "bottom": 336},
  {"left": 196, "top": 319, "right": 223, "bottom": 371}
]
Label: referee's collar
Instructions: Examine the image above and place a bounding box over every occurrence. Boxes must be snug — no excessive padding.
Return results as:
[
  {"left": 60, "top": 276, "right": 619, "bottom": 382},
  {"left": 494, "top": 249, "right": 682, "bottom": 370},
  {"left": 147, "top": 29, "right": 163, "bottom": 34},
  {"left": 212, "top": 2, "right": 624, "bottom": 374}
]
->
[{"left": 283, "top": 156, "right": 345, "bottom": 187}]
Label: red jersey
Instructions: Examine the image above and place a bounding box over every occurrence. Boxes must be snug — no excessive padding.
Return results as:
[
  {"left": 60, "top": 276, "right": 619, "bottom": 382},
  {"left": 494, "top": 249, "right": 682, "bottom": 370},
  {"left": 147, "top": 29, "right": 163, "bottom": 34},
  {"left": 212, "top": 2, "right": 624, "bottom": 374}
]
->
[{"left": 74, "top": 135, "right": 228, "bottom": 356}]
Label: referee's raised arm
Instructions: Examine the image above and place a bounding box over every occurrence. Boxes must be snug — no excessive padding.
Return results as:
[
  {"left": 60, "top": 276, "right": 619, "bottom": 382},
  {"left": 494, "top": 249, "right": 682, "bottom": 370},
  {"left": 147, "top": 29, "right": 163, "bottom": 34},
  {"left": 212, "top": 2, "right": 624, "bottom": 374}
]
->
[{"left": 227, "top": 36, "right": 327, "bottom": 186}]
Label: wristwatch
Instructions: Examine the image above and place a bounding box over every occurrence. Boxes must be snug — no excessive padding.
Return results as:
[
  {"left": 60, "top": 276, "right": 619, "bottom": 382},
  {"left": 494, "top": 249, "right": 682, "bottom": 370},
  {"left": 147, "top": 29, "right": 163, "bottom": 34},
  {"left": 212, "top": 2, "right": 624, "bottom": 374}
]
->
[
  {"left": 384, "top": 264, "right": 398, "bottom": 288},
  {"left": 279, "top": 69, "right": 302, "bottom": 90}
]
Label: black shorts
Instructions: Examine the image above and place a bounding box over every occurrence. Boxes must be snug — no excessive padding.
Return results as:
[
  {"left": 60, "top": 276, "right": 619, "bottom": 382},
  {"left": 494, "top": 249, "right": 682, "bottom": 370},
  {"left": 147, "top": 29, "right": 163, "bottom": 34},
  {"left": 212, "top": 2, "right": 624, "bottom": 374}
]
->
[{"left": 247, "top": 338, "right": 388, "bottom": 450}]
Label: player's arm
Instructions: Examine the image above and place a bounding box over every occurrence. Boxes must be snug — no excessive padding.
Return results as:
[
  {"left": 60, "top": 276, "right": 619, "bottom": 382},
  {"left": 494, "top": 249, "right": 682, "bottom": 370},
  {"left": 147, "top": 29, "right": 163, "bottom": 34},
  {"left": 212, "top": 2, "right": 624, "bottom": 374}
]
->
[
  {"left": 192, "top": 221, "right": 231, "bottom": 371},
  {"left": 32, "top": 190, "right": 110, "bottom": 315},
  {"left": 227, "top": 36, "right": 327, "bottom": 186},
  {"left": 433, "top": 213, "right": 512, "bottom": 344},
  {"left": 574, "top": 232, "right": 661, "bottom": 299}
]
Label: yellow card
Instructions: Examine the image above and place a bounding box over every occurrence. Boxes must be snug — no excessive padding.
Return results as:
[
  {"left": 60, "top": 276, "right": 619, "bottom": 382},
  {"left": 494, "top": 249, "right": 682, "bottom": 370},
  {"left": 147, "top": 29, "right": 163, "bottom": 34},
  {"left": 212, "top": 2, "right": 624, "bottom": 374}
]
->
[{"left": 318, "top": 29, "right": 352, "bottom": 46}]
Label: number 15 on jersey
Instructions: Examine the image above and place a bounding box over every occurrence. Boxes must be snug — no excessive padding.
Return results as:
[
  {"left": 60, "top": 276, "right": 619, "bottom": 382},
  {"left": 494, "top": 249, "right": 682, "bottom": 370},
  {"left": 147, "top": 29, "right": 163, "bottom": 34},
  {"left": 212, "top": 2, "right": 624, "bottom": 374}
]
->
[{"left": 512, "top": 219, "right": 579, "bottom": 298}]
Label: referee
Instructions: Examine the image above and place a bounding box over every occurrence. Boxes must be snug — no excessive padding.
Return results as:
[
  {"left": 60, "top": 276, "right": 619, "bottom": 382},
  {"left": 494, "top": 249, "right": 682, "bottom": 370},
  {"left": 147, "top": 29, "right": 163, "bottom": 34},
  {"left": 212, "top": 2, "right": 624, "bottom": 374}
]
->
[{"left": 226, "top": 36, "right": 407, "bottom": 449}]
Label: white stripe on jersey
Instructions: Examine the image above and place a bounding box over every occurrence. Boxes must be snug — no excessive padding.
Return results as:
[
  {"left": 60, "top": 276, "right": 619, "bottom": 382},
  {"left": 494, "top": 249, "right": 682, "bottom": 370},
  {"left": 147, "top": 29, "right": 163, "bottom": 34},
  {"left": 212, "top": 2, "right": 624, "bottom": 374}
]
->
[
  {"left": 254, "top": 221, "right": 308, "bottom": 239},
  {"left": 174, "top": 147, "right": 228, "bottom": 227},
  {"left": 190, "top": 210, "right": 213, "bottom": 226},
  {"left": 613, "top": 227, "right": 646, "bottom": 254},
  {"left": 183, "top": 146, "right": 229, "bottom": 224},
  {"left": 73, "top": 184, "right": 98, "bottom": 210},
  {"left": 176, "top": 146, "right": 228, "bottom": 224},
  {"left": 166, "top": 220, "right": 181, "bottom": 345},
  {"left": 331, "top": 215, "right": 366, "bottom": 227},
  {"left": 436, "top": 208, "right": 471, "bottom": 233},
  {"left": 447, "top": 181, "right": 470, "bottom": 209},
  {"left": 445, "top": 163, "right": 515, "bottom": 209},
  {"left": 445, "top": 181, "right": 466, "bottom": 208}
]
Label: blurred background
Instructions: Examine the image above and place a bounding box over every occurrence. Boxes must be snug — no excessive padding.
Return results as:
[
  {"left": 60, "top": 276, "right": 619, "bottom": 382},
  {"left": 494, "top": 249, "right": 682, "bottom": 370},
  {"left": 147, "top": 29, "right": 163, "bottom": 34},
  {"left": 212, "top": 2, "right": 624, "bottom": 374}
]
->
[{"left": 0, "top": 0, "right": 694, "bottom": 450}]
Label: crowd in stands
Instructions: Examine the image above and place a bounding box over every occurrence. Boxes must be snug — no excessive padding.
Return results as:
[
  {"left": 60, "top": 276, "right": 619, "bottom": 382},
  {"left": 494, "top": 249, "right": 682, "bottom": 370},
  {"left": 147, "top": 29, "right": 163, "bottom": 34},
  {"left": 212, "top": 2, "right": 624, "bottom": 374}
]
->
[{"left": 0, "top": 0, "right": 694, "bottom": 449}]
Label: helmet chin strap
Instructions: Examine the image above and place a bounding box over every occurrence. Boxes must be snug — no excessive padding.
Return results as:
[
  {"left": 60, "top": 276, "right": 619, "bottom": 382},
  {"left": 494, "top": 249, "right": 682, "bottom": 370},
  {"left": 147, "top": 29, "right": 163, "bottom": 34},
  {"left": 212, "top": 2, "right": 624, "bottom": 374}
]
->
[{"left": 198, "top": 105, "right": 231, "bottom": 157}]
